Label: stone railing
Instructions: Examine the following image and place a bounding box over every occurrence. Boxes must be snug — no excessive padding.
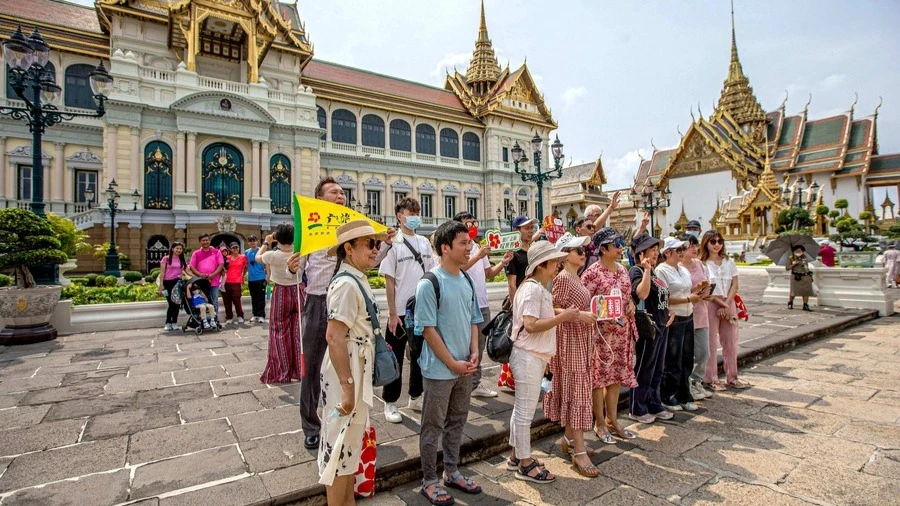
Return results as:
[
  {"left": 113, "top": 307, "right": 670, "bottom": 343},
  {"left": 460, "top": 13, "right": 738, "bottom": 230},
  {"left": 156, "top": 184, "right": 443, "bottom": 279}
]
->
[{"left": 762, "top": 265, "right": 896, "bottom": 316}]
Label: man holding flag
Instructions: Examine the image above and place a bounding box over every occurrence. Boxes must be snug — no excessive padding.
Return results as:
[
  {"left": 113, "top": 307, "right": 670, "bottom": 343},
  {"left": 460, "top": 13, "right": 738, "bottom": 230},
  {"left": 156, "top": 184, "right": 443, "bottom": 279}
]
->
[{"left": 288, "top": 177, "right": 394, "bottom": 450}]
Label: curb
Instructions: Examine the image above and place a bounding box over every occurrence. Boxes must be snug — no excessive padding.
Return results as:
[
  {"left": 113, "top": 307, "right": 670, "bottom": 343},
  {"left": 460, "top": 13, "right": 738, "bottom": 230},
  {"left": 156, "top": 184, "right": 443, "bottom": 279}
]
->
[{"left": 268, "top": 309, "right": 880, "bottom": 505}]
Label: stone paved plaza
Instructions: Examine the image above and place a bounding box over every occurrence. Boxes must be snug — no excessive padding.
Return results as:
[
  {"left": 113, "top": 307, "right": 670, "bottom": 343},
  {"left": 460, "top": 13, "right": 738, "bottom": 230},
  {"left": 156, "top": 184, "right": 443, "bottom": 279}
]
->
[{"left": 0, "top": 270, "right": 892, "bottom": 505}]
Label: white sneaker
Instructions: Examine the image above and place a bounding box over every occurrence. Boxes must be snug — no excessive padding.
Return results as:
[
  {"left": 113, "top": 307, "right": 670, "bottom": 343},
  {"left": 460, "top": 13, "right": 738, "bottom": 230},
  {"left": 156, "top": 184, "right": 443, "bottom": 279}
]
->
[
  {"left": 681, "top": 402, "right": 699, "bottom": 411},
  {"left": 237, "top": 317, "right": 244, "bottom": 324},
  {"left": 663, "top": 403, "right": 683, "bottom": 412},
  {"left": 407, "top": 396, "right": 423, "bottom": 412},
  {"left": 383, "top": 403, "right": 402, "bottom": 423},
  {"left": 628, "top": 413, "right": 656, "bottom": 424},
  {"left": 471, "top": 384, "right": 498, "bottom": 398},
  {"left": 225, "top": 319, "right": 233, "bottom": 326}
]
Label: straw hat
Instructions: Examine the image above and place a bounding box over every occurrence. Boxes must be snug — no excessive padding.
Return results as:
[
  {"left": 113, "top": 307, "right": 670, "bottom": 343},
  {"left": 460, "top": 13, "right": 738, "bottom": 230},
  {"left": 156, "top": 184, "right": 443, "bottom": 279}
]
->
[
  {"left": 326, "top": 220, "right": 388, "bottom": 256},
  {"left": 525, "top": 241, "right": 569, "bottom": 276}
]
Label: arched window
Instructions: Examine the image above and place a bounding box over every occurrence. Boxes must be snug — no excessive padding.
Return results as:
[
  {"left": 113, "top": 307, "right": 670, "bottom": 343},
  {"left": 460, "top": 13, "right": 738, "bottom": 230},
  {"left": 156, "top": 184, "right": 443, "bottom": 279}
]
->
[
  {"left": 440, "top": 128, "right": 459, "bottom": 158},
  {"left": 415, "top": 124, "right": 436, "bottom": 155},
  {"left": 143, "top": 141, "right": 173, "bottom": 209},
  {"left": 462, "top": 132, "right": 481, "bottom": 161},
  {"left": 201, "top": 143, "right": 244, "bottom": 210},
  {"left": 64, "top": 64, "right": 96, "bottom": 109},
  {"left": 270, "top": 154, "right": 291, "bottom": 214},
  {"left": 361, "top": 114, "right": 385, "bottom": 148},
  {"left": 331, "top": 109, "right": 357, "bottom": 144},
  {"left": 389, "top": 119, "right": 411, "bottom": 152},
  {"left": 7, "top": 62, "right": 55, "bottom": 102},
  {"left": 317, "top": 106, "right": 326, "bottom": 141}
]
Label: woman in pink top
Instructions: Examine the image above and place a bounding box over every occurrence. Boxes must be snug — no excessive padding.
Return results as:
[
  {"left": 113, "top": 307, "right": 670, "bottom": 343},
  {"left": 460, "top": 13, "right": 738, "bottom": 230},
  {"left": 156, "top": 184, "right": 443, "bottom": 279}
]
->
[
  {"left": 159, "top": 242, "right": 187, "bottom": 331},
  {"left": 222, "top": 242, "right": 248, "bottom": 325},
  {"left": 678, "top": 234, "right": 713, "bottom": 400}
]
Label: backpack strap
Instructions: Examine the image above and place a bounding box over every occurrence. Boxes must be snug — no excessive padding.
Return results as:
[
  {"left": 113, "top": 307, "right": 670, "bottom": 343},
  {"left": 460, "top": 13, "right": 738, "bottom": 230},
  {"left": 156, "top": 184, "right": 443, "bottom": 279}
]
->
[
  {"left": 332, "top": 271, "right": 381, "bottom": 336},
  {"left": 402, "top": 237, "right": 427, "bottom": 273}
]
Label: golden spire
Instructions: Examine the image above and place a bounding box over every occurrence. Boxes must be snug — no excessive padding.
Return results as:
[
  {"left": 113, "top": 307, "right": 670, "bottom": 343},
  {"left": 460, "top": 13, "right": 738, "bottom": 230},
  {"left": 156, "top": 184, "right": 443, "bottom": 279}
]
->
[
  {"left": 465, "top": 0, "right": 501, "bottom": 95},
  {"left": 716, "top": 0, "right": 767, "bottom": 127}
]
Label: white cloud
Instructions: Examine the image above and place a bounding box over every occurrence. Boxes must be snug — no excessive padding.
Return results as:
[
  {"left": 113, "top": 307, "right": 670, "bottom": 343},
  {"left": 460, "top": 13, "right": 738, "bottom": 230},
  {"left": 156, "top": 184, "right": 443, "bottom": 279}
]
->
[
  {"left": 819, "top": 74, "right": 847, "bottom": 90},
  {"left": 604, "top": 148, "right": 654, "bottom": 189},
  {"left": 431, "top": 52, "right": 470, "bottom": 79},
  {"left": 561, "top": 86, "right": 587, "bottom": 110}
]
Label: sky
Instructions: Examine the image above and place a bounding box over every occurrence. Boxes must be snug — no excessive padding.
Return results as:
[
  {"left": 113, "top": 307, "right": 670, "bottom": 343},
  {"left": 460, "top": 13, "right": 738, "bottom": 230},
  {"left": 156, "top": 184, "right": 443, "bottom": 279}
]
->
[{"left": 68, "top": 0, "right": 900, "bottom": 200}]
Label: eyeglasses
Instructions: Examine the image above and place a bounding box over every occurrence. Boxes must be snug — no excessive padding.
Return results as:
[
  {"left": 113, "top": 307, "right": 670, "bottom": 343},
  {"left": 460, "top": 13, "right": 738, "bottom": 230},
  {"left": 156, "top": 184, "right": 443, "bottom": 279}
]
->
[
  {"left": 565, "top": 247, "right": 585, "bottom": 255},
  {"left": 708, "top": 238, "right": 723, "bottom": 245}
]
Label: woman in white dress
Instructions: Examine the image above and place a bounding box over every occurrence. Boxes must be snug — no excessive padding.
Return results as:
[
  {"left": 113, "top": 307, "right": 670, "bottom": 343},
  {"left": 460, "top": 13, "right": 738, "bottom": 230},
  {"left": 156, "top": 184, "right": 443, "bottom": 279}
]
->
[{"left": 318, "top": 220, "right": 387, "bottom": 505}]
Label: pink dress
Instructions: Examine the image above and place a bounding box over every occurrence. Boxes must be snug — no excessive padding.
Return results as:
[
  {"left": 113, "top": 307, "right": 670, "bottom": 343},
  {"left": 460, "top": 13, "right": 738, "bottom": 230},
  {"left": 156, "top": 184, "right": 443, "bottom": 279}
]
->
[
  {"left": 543, "top": 270, "right": 594, "bottom": 430},
  {"left": 581, "top": 261, "right": 638, "bottom": 389}
]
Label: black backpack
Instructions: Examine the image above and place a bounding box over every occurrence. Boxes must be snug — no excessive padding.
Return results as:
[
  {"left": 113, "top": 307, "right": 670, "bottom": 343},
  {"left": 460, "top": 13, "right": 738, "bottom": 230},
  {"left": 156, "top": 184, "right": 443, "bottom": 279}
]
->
[{"left": 405, "top": 270, "right": 474, "bottom": 357}]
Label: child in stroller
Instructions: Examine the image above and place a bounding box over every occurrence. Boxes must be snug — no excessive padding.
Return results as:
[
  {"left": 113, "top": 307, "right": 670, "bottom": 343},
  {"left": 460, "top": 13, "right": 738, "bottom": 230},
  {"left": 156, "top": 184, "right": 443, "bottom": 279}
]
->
[{"left": 181, "top": 277, "right": 220, "bottom": 332}]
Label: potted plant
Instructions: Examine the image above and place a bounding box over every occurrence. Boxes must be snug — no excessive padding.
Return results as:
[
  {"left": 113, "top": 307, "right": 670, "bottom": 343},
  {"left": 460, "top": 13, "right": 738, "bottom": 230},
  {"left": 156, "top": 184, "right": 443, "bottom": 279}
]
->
[
  {"left": 0, "top": 208, "right": 69, "bottom": 344},
  {"left": 47, "top": 212, "right": 92, "bottom": 286}
]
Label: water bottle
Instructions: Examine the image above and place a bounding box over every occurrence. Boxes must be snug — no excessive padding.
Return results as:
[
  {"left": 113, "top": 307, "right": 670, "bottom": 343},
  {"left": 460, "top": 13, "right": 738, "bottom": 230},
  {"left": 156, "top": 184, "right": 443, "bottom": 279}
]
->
[{"left": 404, "top": 307, "right": 414, "bottom": 330}]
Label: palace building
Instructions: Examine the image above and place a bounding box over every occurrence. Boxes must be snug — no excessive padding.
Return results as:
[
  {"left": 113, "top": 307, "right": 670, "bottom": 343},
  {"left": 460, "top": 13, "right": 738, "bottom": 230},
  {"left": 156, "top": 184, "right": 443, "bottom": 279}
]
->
[
  {"left": 0, "top": 0, "right": 557, "bottom": 273},
  {"left": 632, "top": 9, "right": 900, "bottom": 245}
]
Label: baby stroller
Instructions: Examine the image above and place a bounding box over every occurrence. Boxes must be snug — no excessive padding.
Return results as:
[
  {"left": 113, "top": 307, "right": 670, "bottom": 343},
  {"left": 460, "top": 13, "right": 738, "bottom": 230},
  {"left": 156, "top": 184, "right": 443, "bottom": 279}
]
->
[{"left": 178, "top": 277, "right": 221, "bottom": 334}]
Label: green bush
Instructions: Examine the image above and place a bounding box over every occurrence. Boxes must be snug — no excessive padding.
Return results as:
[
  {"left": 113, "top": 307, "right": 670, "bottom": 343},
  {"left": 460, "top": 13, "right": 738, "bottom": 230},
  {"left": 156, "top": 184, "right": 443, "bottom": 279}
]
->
[
  {"left": 368, "top": 276, "right": 385, "bottom": 289},
  {"left": 123, "top": 271, "right": 144, "bottom": 283},
  {"left": 61, "top": 283, "right": 164, "bottom": 305},
  {"left": 84, "top": 273, "right": 99, "bottom": 286},
  {"left": 0, "top": 274, "right": 11, "bottom": 287}
]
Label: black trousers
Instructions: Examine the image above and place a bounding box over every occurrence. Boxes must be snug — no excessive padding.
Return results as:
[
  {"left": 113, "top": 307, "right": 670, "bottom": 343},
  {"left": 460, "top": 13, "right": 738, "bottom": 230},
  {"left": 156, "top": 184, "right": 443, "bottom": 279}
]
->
[
  {"left": 660, "top": 315, "right": 695, "bottom": 406},
  {"left": 381, "top": 315, "right": 423, "bottom": 403},
  {"left": 248, "top": 280, "right": 266, "bottom": 318},
  {"left": 300, "top": 294, "right": 328, "bottom": 437},
  {"left": 163, "top": 278, "right": 180, "bottom": 324}
]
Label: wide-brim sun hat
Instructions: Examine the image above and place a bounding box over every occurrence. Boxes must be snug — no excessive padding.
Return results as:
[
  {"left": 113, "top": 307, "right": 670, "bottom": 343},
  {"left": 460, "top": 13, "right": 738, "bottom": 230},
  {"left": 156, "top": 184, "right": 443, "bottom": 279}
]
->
[
  {"left": 660, "top": 236, "right": 688, "bottom": 254},
  {"left": 525, "top": 241, "right": 569, "bottom": 276},
  {"left": 554, "top": 232, "right": 590, "bottom": 251},
  {"left": 632, "top": 233, "right": 662, "bottom": 256},
  {"left": 326, "top": 219, "right": 388, "bottom": 256}
]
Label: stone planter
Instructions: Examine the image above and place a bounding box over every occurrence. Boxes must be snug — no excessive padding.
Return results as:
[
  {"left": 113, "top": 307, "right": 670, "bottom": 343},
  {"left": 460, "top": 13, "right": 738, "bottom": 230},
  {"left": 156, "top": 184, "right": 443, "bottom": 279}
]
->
[
  {"left": 0, "top": 285, "right": 62, "bottom": 345},
  {"left": 58, "top": 258, "right": 78, "bottom": 286}
]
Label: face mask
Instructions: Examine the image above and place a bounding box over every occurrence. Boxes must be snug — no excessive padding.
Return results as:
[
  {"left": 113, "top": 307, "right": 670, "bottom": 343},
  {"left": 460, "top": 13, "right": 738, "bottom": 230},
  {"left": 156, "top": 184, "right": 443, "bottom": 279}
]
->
[
  {"left": 687, "top": 230, "right": 699, "bottom": 239},
  {"left": 468, "top": 226, "right": 478, "bottom": 240},
  {"left": 404, "top": 215, "right": 421, "bottom": 230}
]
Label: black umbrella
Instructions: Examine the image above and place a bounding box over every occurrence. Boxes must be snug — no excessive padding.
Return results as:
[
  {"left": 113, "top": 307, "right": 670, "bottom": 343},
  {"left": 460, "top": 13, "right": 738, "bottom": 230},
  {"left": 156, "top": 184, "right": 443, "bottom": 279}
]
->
[{"left": 763, "top": 234, "right": 820, "bottom": 266}]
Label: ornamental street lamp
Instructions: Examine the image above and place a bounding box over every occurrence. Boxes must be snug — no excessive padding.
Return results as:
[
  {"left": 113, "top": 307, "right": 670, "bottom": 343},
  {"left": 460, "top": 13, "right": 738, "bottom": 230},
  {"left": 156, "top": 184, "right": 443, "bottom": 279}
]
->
[
  {"left": 511, "top": 133, "right": 564, "bottom": 224},
  {"left": 1, "top": 25, "right": 113, "bottom": 219},
  {"left": 631, "top": 180, "right": 671, "bottom": 237}
]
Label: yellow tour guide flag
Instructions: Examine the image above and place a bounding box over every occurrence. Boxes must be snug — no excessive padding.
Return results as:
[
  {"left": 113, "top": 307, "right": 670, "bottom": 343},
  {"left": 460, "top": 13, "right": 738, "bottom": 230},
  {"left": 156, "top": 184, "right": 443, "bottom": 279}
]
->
[{"left": 292, "top": 193, "right": 388, "bottom": 256}]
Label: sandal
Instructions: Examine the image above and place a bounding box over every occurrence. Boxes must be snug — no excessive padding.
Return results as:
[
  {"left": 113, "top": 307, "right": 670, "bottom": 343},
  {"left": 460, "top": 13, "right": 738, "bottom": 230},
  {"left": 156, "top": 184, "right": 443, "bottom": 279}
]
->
[
  {"left": 515, "top": 459, "right": 556, "bottom": 484},
  {"left": 727, "top": 379, "right": 751, "bottom": 389},
  {"left": 593, "top": 426, "right": 617, "bottom": 445},
  {"left": 571, "top": 451, "right": 600, "bottom": 478},
  {"left": 420, "top": 483, "right": 454, "bottom": 506},
  {"left": 506, "top": 455, "right": 544, "bottom": 471},
  {"left": 443, "top": 470, "right": 482, "bottom": 495},
  {"left": 559, "top": 436, "right": 597, "bottom": 456}
]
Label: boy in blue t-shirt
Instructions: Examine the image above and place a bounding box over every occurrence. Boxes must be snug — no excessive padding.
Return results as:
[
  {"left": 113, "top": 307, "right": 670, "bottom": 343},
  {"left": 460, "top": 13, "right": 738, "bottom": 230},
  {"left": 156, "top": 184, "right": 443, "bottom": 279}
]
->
[
  {"left": 244, "top": 235, "right": 268, "bottom": 323},
  {"left": 415, "top": 221, "right": 484, "bottom": 502}
]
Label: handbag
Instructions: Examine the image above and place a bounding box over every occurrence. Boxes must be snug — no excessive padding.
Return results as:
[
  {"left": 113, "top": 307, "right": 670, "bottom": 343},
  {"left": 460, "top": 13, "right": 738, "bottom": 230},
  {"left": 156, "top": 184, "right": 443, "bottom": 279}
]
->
[{"left": 332, "top": 273, "right": 400, "bottom": 387}]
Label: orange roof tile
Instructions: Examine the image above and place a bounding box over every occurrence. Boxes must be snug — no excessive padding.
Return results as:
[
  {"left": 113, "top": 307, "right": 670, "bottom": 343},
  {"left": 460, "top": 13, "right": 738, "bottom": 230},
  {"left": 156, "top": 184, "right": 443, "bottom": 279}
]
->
[{"left": 1, "top": 0, "right": 102, "bottom": 34}]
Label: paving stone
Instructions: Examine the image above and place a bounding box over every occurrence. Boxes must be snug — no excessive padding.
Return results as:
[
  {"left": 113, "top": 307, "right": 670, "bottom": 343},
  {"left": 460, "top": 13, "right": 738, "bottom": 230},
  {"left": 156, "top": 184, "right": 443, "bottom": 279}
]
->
[
  {"left": 683, "top": 440, "right": 801, "bottom": 483},
  {"left": 769, "top": 431, "right": 876, "bottom": 470},
  {"left": 179, "top": 392, "right": 262, "bottom": 422},
  {"left": 82, "top": 407, "right": 179, "bottom": 441},
  {"left": 104, "top": 372, "right": 174, "bottom": 393},
  {"left": 627, "top": 422, "right": 710, "bottom": 456},
  {"left": 0, "top": 418, "right": 86, "bottom": 456},
  {"left": 184, "top": 354, "right": 238, "bottom": 368},
  {"left": 44, "top": 393, "right": 136, "bottom": 421},
  {"left": 239, "top": 431, "right": 312, "bottom": 472},
  {"left": 596, "top": 450, "right": 715, "bottom": 497},
  {"left": 128, "top": 418, "right": 236, "bottom": 464},
  {"left": 252, "top": 384, "right": 299, "bottom": 409},
  {"left": 159, "top": 475, "right": 270, "bottom": 506},
  {"left": 0, "top": 404, "right": 50, "bottom": 429},
  {"left": 134, "top": 383, "right": 214, "bottom": 410},
  {"left": 18, "top": 382, "right": 105, "bottom": 406},
  {"left": 210, "top": 374, "right": 264, "bottom": 396},
  {"left": 258, "top": 460, "right": 323, "bottom": 499},
  {"left": 781, "top": 460, "right": 900, "bottom": 506},
  {"left": 749, "top": 404, "right": 851, "bottom": 435},
  {"left": 0, "top": 436, "right": 127, "bottom": 492},
  {"left": 0, "top": 374, "right": 63, "bottom": 394},
  {"left": 1, "top": 469, "right": 130, "bottom": 506},
  {"left": 130, "top": 445, "right": 247, "bottom": 498},
  {"left": 681, "top": 477, "right": 812, "bottom": 506},
  {"left": 229, "top": 406, "right": 302, "bottom": 441},
  {"left": 172, "top": 365, "right": 228, "bottom": 385},
  {"left": 862, "top": 449, "right": 900, "bottom": 479},
  {"left": 808, "top": 395, "right": 900, "bottom": 424},
  {"left": 586, "top": 485, "right": 672, "bottom": 506},
  {"left": 834, "top": 420, "right": 900, "bottom": 449}
]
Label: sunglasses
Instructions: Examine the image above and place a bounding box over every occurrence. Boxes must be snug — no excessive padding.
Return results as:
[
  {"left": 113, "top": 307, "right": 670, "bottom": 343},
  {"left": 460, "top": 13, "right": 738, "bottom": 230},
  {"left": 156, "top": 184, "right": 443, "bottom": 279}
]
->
[
  {"left": 565, "top": 247, "right": 585, "bottom": 255},
  {"left": 708, "top": 238, "right": 723, "bottom": 245}
]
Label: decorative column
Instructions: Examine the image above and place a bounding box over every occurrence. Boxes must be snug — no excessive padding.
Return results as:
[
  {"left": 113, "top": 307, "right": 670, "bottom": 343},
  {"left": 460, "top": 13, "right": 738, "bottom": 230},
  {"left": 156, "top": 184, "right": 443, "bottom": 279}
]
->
[
  {"left": 52, "top": 142, "right": 64, "bottom": 202},
  {"left": 130, "top": 127, "right": 140, "bottom": 191},
  {"left": 186, "top": 132, "right": 196, "bottom": 194},
  {"left": 261, "top": 142, "right": 270, "bottom": 198},
  {"left": 106, "top": 125, "right": 118, "bottom": 186}
]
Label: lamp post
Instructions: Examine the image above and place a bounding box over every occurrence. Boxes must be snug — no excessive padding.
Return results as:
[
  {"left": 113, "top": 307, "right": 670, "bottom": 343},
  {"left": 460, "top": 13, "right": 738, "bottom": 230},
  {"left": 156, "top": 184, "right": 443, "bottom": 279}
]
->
[
  {"left": 511, "top": 133, "right": 564, "bottom": 224},
  {"left": 1, "top": 25, "right": 113, "bottom": 219},
  {"left": 631, "top": 180, "right": 672, "bottom": 237}
]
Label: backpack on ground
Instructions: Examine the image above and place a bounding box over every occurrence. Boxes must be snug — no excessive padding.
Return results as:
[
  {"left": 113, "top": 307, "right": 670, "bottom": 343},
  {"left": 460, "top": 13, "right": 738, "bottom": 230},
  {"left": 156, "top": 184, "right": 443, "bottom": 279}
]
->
[{"left": 405, "top": 271, "right": 474, "bottom": 358}]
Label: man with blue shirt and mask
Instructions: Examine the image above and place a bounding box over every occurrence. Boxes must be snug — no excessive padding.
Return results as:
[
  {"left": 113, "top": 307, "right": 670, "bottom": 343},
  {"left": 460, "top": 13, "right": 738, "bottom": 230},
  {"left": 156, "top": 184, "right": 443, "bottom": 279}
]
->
[
  {"left": 685, "top": 220, "right": 702, "bottom": 239},
  {"left": 378, "top": 197, "right": 435, "bottom": 423}
]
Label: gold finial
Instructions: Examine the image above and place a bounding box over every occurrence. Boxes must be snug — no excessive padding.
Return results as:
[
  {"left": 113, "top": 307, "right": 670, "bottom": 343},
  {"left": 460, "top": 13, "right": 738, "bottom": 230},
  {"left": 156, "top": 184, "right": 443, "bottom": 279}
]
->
[
  {"left": 850, "top": 92, "right": 858, "bottom": 115},
  {"left": 875, "top": 96, "right": 883, "bottom": 117},
  {"left": 780, "top": 89, "right": 789, "bottom": 111}
]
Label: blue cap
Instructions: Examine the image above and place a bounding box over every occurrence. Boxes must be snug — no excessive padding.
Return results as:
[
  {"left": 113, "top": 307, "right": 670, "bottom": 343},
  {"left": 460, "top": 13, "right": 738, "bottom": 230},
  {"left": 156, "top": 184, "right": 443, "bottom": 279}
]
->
[{"left": 511, "top": 216, "right": 536, "bottom": 229}]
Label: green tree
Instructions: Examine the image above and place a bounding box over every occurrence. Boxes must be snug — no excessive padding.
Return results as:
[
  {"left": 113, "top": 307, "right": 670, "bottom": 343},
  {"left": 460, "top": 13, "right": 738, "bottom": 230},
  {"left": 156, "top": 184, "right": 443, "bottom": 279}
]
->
[{"left": 834, "top": 198, "right": 849, "bottom": 216}]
